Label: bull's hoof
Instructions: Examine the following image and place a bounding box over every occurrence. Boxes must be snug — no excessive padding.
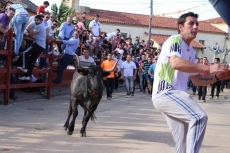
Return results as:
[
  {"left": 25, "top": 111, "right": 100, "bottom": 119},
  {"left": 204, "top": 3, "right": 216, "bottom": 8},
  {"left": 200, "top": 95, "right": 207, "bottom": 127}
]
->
[
  {"left": 80, "top": 132, "right": 86, "bottom": 137},
  {"left": 67, "top": 129, "right": 73, "bottom": 135},
  {"left": 63, "top": 126, "right": 68, "bottom": 131}
]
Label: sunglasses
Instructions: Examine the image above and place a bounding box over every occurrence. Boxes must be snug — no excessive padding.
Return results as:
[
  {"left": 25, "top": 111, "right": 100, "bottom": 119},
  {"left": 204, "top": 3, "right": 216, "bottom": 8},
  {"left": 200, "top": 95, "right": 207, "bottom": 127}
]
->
[
  {"left": 46, "top": 16, "right": 50, "bottom": 19},
  {"left": 53, "top": 23, "right": 57, "bottom": 26}
]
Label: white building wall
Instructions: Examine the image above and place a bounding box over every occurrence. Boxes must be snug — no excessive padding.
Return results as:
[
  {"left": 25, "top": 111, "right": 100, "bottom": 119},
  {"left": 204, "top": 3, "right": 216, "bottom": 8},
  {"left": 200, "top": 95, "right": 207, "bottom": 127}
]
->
[{"left": 101, "top": 23, "right": 230, "bottom": 63}]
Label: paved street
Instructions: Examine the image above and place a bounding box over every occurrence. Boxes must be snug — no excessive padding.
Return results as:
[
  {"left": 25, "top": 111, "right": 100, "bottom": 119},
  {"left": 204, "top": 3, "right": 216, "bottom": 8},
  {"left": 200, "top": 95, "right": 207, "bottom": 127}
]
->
[{"left": 0, "top": 88, "right": 230, "bottom": 153}]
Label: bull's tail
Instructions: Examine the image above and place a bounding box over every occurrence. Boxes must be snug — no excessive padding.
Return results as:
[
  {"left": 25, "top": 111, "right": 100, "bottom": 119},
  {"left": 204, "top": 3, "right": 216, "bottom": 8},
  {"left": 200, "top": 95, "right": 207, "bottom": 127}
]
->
[{"left": 90, "top": 111, "right": 97, "bottom": 123}]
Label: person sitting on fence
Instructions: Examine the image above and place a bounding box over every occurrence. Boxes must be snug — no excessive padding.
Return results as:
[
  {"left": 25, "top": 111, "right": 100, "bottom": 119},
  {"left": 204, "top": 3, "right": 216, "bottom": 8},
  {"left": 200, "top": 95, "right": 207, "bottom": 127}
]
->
[
  {"left": 52, "top": 30, "right": 80, "bottom": 84},
  {"left": 17, "top": 15, "right": 46, "bottom": 81}
]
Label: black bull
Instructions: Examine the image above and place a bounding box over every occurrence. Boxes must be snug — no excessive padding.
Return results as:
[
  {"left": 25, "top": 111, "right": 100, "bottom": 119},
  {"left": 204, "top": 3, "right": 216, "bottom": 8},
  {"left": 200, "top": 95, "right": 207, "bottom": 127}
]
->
[{"left": 63, "top": 59, "right": 117, "bottom": 137}]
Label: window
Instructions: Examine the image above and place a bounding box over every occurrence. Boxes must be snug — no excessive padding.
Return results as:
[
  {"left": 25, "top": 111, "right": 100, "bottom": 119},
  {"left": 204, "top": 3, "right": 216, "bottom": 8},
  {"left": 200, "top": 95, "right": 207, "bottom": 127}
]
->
[
  {"left": 120, "top": 32, "right": 127, "bottom": 37},
  {"left": 199, "top": 40, "right": 205, "bottom": 45},
  {"left": 199, "top": 40, "right": 205, "bottom": 53}
]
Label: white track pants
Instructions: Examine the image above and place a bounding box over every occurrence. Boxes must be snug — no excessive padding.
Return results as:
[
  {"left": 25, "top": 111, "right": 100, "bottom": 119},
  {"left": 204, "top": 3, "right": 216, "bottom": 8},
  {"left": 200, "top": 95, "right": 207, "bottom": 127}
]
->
[{"left": 152, "top": 90, "right": 208, "bottom": 153}]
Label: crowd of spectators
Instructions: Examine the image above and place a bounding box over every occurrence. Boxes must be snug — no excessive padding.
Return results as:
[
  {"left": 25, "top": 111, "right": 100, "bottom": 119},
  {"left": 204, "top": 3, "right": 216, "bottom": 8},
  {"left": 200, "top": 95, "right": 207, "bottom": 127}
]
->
[{"left": 0, "top": 1, "right": 229, "bottom": 101}]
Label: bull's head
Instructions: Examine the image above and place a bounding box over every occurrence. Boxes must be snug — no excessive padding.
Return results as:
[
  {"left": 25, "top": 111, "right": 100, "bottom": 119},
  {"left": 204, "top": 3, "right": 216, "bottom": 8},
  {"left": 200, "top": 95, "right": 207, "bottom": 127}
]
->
[{"left": 75, "top": 56, "right": 118, "bottom": 97}]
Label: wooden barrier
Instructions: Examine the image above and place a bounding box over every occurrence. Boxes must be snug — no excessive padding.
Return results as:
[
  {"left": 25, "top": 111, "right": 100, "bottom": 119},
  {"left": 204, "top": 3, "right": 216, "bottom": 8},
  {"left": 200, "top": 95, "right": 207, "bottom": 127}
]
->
[{"left": 0, "top": 30, "right": 101, "bottom": 105}]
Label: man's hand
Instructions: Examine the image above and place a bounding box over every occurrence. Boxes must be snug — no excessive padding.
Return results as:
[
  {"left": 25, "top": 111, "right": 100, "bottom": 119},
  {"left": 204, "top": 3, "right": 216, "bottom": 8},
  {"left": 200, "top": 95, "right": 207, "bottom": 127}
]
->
[
  {"left": 209, "top": 64, "right": 227, "bottom": 74},
  {"left": 216, "top": 68, "right": 230, "bottom": 80}
]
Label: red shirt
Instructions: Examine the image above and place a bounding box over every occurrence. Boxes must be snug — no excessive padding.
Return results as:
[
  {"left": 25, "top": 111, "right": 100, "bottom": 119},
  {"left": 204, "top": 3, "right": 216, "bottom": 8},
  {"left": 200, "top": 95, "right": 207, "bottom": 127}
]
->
[{"left": 36, "top": 6, "right": 45, "bottom": 14}]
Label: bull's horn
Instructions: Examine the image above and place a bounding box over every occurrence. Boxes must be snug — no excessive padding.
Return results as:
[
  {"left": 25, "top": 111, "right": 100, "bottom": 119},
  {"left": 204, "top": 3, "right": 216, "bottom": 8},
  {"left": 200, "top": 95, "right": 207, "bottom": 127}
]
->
[
  {"left": 75, "top": 55, "right": 81, "bottom": 69},
  {"left": 103, "top": 60, "right": 119, "bottom": 72}
]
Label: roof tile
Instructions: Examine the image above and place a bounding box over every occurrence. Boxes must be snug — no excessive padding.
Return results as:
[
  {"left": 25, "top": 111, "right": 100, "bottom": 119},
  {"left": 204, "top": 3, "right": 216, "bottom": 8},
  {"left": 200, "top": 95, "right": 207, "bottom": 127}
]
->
[{"left": 76, "top": 9, "right": 225, "bottom": 34}]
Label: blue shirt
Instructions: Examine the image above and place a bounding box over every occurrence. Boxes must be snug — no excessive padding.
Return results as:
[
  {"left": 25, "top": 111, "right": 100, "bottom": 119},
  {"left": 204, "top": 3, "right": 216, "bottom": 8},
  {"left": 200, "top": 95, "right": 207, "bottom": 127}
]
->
[
  {"left": 9, "top": 4, "right": 28, "bottom": 16},
  {"left": 58, "top": 22, "right": 74, "bottom": 40},
  {"left": 0, "top": 13, "right": 10, "bottom": 28},
  {"left": 34, "top": 23, "right": 46, "bottom": 49},
  {"left": 149, "top": 63, "right": 156, "bottom": 75},
  {"left": 63, "top": 37, "right": 80, "bottom": 55}
]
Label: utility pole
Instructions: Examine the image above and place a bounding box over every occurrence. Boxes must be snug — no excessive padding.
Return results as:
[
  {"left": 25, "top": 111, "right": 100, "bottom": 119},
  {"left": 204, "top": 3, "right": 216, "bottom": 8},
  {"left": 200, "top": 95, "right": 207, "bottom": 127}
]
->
[{"left": 148, "top": 0, "right": 153, "bottom": 47}]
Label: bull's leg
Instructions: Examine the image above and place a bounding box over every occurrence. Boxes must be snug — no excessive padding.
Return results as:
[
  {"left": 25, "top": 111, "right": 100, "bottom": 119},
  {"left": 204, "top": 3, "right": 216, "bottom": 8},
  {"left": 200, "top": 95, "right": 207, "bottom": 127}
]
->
[
  {"left": 80, "top": 104, "right": 98, "bottom": 137},
  {"left": 82, "top": 110, "right": 87, "bottom": 125},
  {"left": 63, "top": 104, "right": 72, "bottom": 131},
  {"left": 67, "top": 100, "right": 79, "bottom": 135}
]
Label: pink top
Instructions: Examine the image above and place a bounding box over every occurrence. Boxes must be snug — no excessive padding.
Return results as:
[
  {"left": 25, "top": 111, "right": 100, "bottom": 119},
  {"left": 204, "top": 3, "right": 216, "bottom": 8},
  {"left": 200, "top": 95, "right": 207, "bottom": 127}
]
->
[
  {"left": 200, "top": 63, "right": 209, "bottom": 75},
  {"left": 77, "top": 22, "right": 86, "bottom": 30}
]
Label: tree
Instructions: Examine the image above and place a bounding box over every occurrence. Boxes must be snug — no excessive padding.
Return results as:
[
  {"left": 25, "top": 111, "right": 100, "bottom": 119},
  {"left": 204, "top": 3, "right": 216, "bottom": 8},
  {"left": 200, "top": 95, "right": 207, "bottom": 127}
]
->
[{"left": 51, "top": 3, "right": 76, "bottom": 26}]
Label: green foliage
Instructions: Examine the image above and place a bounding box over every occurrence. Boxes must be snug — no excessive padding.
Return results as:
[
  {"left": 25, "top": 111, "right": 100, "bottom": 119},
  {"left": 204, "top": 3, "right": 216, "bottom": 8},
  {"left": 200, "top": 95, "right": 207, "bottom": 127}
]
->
[{"left": 51, "top": 3, "right": 76, "bottom": 27}]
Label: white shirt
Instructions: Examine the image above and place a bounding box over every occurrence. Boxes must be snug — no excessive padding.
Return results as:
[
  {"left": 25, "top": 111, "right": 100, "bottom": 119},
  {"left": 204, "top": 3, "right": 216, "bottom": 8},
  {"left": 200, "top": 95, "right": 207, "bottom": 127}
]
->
[
  {"left": 89, "top": 20, "right": 101, "bottom": 36},
  {"left": 121, "top": 61, "right": 136, "bottom": 77},
  {"left": 152, "top": 35, "right": 196, "bottom": 99},
  {"left": 106, "top": 31, "right": 116, "bottom": 39},
  {"left": 47, "top": 19, "right": 52, "bottom": 26},
  {"left": 115, "top": 48, "right": 124, "bottom": 58},
  {"left": 46, "top": 26, "right": 56, "bottom": 37}
]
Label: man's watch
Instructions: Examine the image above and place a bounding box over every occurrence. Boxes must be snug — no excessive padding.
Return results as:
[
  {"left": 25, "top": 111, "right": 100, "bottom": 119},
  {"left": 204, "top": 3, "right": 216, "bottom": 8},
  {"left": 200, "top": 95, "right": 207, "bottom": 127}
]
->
[{"left": 215, "top": 73, "right": 220, "bottom": 81}]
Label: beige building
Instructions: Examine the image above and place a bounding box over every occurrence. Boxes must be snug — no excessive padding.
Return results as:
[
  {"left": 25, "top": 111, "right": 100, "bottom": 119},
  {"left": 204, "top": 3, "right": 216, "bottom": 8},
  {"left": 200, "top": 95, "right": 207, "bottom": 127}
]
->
[{"left": 64, "top": 0, "right": 230, "bottom": 63}]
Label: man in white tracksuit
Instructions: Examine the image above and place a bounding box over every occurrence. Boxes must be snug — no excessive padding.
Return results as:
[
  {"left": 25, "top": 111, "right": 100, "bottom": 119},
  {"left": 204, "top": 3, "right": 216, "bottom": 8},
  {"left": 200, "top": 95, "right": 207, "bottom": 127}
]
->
[{"left": 152, "top": 12, "right": 230, "bottom": 153}]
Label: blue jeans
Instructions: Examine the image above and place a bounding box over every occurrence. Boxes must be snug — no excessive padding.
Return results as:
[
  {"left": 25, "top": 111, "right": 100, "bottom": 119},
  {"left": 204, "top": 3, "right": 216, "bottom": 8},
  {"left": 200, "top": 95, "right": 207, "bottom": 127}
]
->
[
  {"left": 12, "top": 15, "right": 29, "bottom": 54},
  {"left": 55, "top": 54, "right": 74, "bottom": 82},
  {"left": 209, "top": 0, "right": 230, "bottom": 26},
  {"left": 124, "top": 76, "right": 134, "bottom": 95},
  {"left": 139, "top": 72, "right": 144, "bottom": 90}
]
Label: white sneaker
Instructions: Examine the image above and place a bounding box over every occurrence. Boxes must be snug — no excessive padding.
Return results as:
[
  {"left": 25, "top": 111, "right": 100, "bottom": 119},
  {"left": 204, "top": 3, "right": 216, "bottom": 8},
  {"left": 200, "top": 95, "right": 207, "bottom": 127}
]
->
[
  {"left": 17, "top": 67, "right": 28, "bottom": 73},
  {"left": 19, "top": 76, "right": 30, "bottom": 80},
  {"left": 126, "top": 95, "right": 130, "bottom": 98}
]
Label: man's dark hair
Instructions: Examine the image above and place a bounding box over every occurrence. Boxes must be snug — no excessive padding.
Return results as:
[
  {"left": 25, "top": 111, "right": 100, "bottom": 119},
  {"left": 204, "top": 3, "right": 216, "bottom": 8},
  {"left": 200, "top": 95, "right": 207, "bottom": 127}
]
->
[
  {"left": 43, "top": 1, "right": 49, "bottom": 6},
  {"left": 116, "top": 29, "right": 120, "bottom": 32},
  {"left": 215, "top": 57, "right": 220, "bottom": 62},
  {"left": 178, "top": 12, "right": 199, "bottom": 34},
  {"left": 8, "top": 7, "right": 15, "bottom": 12},
  {"left": 35, "top": 15, "right": 43, "bottom": 21},
  {"left": 5, "top": 1, "right": 13, "bottom": 6},
  {"left": 53, "top": 19, "right": 58, "bottom": 23}
]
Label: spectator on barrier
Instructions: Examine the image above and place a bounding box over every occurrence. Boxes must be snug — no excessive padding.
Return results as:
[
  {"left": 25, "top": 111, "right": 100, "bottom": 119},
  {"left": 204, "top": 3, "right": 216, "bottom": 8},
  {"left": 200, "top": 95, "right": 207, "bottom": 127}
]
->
[
  {"left": 17, "top": 15, "right": 46, "bottom": 81},
  {"left": 77, "top": 18, "right": 86, "bottom": 30},
  {"left": 36, "top": 1, "right": 49, "bottom": 15},
  {"left": 10, "top": 4, "right": 29, "bottom": 63},
  {"left": 0, "top": 2, "right": 4, "bottom": 13},
  {"left": 0, "top": 7, "right": 15, "bottom": 67},
  {"left": 106, "top": 29, "right": 120, "bottom": 40},
  {"left": 52, "top": 30, "right": 80, "bottom": 84},
  {"left": 57, "top": 16, "right": 74, "bottom": 54},
  {"left": 47, "top": 13, "right": 56, "bottom": 26},
  {"left": 4, "top": 1, "right": 13, "bottom": 11}
]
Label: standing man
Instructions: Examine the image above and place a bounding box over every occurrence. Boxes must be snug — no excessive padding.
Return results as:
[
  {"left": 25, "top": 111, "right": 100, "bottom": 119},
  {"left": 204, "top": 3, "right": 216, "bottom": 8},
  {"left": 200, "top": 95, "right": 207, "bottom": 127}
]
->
[
  {"left": 113, "top": 53, "right": 123, "bottom": 91},
  {"left": 152, "top": 12, "right": 229, "bottom": 153},
  {"left": 121, "top": 54, "right": 137, "bottom": 98},
  {"left": 58, "top": 16, "right": 74, "bottom": 53},
  {"left": 9, "top": 4, "right": 29, "bottom": 62},
  {"left": 18, "top": 15, "right": 46, "bottom": 80},
  {"left": 101, "top": 53, "right": 117, "bottom": 100},
  {"left": 210, "top": 57, "right": 221, "bottom": 99},
  {"left": 36, "top": 1, "right": 49, "bottom": 15},
  {"left": 53, "top": 31, "right": 80, "bottom": 84},
  {"left": 89, "top": 14, "right": 101, "bottom": 37}
]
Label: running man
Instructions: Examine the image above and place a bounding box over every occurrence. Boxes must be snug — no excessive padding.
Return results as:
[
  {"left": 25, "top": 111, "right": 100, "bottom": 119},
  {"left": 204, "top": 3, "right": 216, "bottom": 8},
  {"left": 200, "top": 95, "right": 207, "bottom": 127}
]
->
[{"left": 152, "top": 12, "right": 230, "bottom": 153}]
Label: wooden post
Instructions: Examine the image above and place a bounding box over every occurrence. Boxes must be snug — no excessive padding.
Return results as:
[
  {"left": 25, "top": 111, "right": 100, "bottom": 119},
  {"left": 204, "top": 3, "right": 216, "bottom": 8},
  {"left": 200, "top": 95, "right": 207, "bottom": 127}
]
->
[{"left": 4, "top": 30, "right": 13, "bottom": 105}]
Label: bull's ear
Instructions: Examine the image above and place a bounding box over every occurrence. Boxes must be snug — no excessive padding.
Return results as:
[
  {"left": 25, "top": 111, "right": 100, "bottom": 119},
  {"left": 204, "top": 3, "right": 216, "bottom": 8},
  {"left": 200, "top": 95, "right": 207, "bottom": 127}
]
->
[{"left": 102, "top": 72, "right": 110, "bottom": 77}]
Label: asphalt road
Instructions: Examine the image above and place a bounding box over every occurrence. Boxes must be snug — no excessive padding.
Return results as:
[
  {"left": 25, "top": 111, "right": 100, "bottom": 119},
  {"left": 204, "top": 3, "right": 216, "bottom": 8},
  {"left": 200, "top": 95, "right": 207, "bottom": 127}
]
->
[{"left": 0, "top": 89, "right": 230, "bottom": 153}]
